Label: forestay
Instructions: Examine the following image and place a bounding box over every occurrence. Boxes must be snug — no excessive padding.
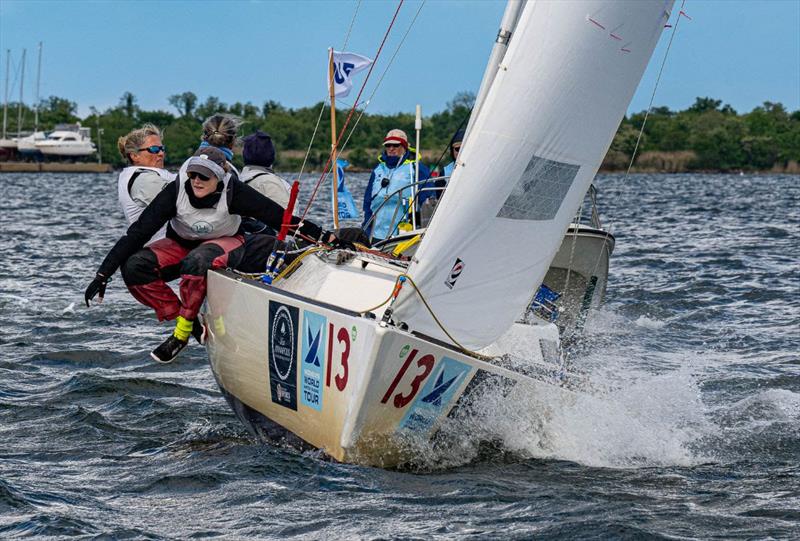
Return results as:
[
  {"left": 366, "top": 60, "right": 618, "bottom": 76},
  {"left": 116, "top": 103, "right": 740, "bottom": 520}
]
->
[{"left": 392, "top": 0, "right": 674, "bottom": 349}]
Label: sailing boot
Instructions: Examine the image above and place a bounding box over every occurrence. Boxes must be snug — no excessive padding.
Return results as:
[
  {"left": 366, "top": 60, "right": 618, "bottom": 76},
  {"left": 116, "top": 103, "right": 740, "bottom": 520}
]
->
[
  {"left": 150, "top": 334, "right": 188, "bottom": 364},
  {"left": 150, "top": 315, "right": 193, "bottom": 364}
]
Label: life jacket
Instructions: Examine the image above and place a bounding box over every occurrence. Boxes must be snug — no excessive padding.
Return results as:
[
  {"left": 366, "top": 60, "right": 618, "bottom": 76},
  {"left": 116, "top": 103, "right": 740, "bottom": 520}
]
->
[
  {"left": 170, "top": 171, "right": 241, "bottom": 241},
  {"left": 369, "top": 154, "right": 417, "bottom": 239},
  {"left": 442, "top": 161, "right": 455, "bottom": 179},
  {"left": 117, "top": 166, "right": 176, "bottom": 243}
]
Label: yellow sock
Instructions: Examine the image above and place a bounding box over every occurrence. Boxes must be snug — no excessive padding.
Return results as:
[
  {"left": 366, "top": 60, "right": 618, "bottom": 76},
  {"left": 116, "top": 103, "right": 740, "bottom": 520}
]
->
[{"left": 173, "top": 316, "right": 193, "bottom": 341}]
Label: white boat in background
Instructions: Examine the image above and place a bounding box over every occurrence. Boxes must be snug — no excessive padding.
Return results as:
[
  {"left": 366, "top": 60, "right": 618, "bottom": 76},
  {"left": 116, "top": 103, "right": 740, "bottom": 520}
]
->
[
  {"left": 36, "top": 124, "right": 96, "bottom": 157},
  {"left": 204, "top": 0, "right": 673, "bottom": 467}
]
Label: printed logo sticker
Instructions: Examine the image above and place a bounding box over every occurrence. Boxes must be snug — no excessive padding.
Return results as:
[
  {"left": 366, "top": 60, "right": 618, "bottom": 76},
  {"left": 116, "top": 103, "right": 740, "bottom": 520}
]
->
[
  {"left": 400, "top": 356, "right": 472, "bottom": 432},
  {"left": 268, "top": 301, "right": 299, "bottom": 410},
  {"left": 191, "top": 221, "right": 213, "bottom": 235},
  {"left": 300, "top": 310, "right": 327, "bottom": 411},
  {"left": 444, "top": 258, "right": 465, "bottom": 289}
]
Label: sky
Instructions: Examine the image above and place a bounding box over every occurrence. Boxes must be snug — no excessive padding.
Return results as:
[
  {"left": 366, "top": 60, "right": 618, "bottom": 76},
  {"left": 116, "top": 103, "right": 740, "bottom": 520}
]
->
[{"left": 0, "top": 0, "right": 798, "bottom": 119}]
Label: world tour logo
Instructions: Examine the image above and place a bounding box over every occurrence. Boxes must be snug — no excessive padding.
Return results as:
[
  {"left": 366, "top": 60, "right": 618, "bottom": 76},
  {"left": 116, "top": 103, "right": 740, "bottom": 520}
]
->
[
  {"left": 300, "top": 310, "right": 327, "bottom": 412},
  {"left": 444, "top": 258, "right": 465, "bottom": 289},
  {"left": 268, "top": 301, "right": 299, "bottom": 410}
]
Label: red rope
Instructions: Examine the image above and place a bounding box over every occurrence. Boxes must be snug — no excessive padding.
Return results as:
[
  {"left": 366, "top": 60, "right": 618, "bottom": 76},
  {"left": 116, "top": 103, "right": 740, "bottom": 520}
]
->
[{"left": 297, "top": 0, "right": 405, "bottom": 225}]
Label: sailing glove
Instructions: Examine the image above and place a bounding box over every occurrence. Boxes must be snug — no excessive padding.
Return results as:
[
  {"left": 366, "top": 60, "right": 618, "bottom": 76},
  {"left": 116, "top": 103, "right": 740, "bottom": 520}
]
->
[{"left": 84, "top": 273, "right": 111, "bottom": 307}]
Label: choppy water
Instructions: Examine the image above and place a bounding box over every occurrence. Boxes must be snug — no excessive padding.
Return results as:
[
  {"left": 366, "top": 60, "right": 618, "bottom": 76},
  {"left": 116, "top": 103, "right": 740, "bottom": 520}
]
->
[{"left": 0, "top": 172, "right": 798, "bottom": 539}]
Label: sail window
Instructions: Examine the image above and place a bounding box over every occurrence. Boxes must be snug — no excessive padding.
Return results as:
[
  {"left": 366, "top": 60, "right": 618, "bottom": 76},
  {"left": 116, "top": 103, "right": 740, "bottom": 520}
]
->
[{"left": 497, "top": 154, "right": 579, "bottom": 221}]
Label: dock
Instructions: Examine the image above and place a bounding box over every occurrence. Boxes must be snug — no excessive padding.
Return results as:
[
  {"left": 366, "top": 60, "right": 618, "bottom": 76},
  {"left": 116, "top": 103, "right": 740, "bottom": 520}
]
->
[{"left": 0, "top": 162, "right": 113, "bottom": 173}]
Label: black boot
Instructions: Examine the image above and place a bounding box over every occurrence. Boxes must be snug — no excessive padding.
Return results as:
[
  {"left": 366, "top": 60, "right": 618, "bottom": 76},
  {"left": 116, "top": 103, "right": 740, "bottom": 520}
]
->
[
  {"left": 191, "top": 317, "right": 207, "bottom": 346},
  {"left": 150, "top": 334, "right": 188, "bottom": 364}
]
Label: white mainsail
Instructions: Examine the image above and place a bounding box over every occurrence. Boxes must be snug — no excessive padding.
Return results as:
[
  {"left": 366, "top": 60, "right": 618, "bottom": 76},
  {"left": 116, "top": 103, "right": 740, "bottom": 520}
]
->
[{"left": 392, "top": 0, "right": 674, "bottom": 349}]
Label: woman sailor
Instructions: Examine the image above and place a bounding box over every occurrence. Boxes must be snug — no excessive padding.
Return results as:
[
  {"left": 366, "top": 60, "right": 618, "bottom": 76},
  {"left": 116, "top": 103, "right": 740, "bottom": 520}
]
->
[
  {"left": 85, "top": 146, "right": 334, "bottom": 364},
  {"left": 117, "top": 124, "right": 176, "bottom": 243}
]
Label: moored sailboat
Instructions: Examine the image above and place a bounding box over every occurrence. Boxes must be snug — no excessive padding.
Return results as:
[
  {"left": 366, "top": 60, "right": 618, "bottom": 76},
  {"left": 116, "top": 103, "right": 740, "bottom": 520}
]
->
[{"left": 204, "top": 0, "right": 674, "bottom": 467}]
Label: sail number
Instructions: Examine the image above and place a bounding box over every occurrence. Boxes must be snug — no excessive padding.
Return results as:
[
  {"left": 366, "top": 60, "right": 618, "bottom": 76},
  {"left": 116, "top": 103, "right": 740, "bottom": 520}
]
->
[
  {"left": 326, "top": 323, "right": 350, "bottom": 391},
  {"left": 381, "top": 348, "right": 435, "bottom": 408}
]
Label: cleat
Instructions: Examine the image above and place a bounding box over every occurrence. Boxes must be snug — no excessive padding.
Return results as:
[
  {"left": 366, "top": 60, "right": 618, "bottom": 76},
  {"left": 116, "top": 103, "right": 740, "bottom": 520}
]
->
[
  {"left": 191, "top": 318, "right": 207, "bottom": 346},
  {"left": 150, "top": 334, "right": 188, "bottom": 364}
]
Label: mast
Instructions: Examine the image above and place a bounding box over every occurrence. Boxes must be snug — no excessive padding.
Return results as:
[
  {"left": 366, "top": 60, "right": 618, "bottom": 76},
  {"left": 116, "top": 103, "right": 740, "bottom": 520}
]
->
[
  {"left": 2, "top": 49, "right": 10, "bottom": 140},
  {"left": 34, "top": 42, "right": 42, "bottom": 132},
  {"left": 328, "top": 47, "right": 340, "bottom": 229},
  {"left": 16, "top": 48, "right": 26, "bottom": 138},
  {"left": 412, "top": 104, "right": 421, "bottom": 229},
  {"left": 464, "top": 0, "right": 525, "bottom": 143}
]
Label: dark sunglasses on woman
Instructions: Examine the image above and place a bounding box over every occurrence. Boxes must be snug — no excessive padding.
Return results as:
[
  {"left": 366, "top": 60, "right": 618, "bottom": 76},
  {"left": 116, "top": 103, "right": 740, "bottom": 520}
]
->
[
  {"left": 188, "top": 172, "right": 211, "bottom": 181},
  {"left": 138, "top": 145, "right": 166, "bottom": 154}
]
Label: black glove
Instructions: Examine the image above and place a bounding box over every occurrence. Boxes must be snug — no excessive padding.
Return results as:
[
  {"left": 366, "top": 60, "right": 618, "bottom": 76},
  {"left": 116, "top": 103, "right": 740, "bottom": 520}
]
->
[
  {"left": 330, "top": 236, "right": 357, "bottom": 251},
  {"left": 84, "top": 273, "right": 111, "bottom": 307}
]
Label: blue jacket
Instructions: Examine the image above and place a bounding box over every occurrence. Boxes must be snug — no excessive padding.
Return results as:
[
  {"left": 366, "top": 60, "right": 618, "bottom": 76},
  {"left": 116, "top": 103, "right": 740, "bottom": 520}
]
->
[{"left": 362, "top": 149, "right": 433, "bottom": 239}]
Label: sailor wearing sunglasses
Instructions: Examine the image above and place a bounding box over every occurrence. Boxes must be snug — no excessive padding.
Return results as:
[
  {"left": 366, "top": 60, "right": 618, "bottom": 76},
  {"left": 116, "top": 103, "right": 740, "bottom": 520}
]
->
[
  {"left": 85, "top": 146, "right": 336, "bottom": 364},
  {"left": 117, "top": 124, "right": 176, "bottom": 244}
]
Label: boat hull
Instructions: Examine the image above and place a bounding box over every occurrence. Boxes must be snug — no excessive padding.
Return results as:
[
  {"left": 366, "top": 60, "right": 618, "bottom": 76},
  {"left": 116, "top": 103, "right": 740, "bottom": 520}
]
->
[{"left": 204, "top": 269, "right": 563, "bottom": 467}]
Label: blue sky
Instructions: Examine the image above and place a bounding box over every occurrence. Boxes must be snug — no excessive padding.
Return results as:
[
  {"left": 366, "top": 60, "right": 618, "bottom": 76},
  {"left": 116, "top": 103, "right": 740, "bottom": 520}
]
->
[{"left": 1, "top": 0, "right": 798, "bottom": 119}]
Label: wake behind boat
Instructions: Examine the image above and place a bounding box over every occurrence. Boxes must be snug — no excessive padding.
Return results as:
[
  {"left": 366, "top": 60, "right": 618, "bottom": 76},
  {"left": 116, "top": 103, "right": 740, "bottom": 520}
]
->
[{"left": 204, "top": 0, "right": 674, "bottom": 467}]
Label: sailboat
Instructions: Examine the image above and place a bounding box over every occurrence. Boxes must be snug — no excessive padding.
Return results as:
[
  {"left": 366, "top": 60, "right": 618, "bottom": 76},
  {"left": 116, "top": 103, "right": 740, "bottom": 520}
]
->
[
  {"left": 203, "top": 0, "right": 674, "bottom": 467},
  {"left": 17, "top": 42, "right": 47, "bottom": 158}
]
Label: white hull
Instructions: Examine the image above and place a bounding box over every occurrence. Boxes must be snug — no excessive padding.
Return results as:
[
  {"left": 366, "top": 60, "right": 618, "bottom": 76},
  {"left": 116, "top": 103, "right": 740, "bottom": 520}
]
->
[
  {"left": 16, "top": 132, "right": 47, "bottom": 154},
  {"left": 36, "top": 142, "right": 95, "bottom": 156},
  {"left": 205, "top": 262, "right": 566, "bottom": 468}
]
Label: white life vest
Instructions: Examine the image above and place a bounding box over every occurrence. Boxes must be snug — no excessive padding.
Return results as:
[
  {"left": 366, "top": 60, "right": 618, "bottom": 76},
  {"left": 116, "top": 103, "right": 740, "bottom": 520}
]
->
[
  {"left": 170, "top": 172, "right": 241, "bottom": 241},
  {"left": 117, "top": 166, "right": 176, "bottom": 243}
]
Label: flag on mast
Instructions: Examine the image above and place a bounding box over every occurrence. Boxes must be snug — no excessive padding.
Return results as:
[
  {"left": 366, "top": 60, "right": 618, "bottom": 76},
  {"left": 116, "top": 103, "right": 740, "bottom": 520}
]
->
[
  {"left": 329, "top": 51, "right": 373, "bottom": 98},
  {"left": 332, "top": 159, "right": 359, "bottom": 220}
]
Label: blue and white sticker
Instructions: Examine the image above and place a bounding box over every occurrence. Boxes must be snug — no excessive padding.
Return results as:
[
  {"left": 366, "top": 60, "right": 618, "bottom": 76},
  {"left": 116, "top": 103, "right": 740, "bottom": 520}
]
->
[
  {"left": 400, "top": 356, "right": 472, "bottom": 432},
  {"left": 300, "top": 310, "right": 327, "bottom": 411}
]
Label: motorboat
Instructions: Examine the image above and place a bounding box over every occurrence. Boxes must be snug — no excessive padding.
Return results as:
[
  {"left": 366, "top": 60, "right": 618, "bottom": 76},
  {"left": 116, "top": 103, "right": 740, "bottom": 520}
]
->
[{"left": 36, "top": 124, "right": 96, "bottom": 157}]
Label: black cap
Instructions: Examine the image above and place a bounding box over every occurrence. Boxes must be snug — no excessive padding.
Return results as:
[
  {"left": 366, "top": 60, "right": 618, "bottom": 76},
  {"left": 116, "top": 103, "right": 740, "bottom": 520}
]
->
[{"left": 242, "top": 130, "right": 276, "bottom": 167}]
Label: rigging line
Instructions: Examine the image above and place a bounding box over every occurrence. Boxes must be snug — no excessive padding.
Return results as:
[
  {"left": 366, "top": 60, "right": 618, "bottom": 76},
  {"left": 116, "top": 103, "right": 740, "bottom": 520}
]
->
[
  {"left": 295, "top": 101, "right": 328, "bottom": 184},
  {"left": 341, "top": 0, "right": 362, "bottom": 50},
  {"left": 623, "top": 0, "right": 687, "bottom": 182},
  {"left": 336, "top": 0, "right": 426, "bottom": 157},
  {"left": 298, "top": 0, "right": 406, "bottom": 224}
]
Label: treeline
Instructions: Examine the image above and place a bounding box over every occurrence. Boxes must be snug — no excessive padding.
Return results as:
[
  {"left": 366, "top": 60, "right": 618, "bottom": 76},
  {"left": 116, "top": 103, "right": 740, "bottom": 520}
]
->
[{"left": 3, "top": 92, "right": 799, "bottom": 172}]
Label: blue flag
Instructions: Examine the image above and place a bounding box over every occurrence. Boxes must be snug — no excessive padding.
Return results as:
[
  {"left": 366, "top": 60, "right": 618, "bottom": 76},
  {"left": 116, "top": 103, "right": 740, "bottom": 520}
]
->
[{"left": 333, "top": 159, "right": 359, "bottom": 221}]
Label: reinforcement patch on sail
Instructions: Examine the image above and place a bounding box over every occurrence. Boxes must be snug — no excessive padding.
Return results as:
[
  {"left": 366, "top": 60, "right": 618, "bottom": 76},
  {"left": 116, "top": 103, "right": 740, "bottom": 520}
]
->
[{"left": 497, "top": 154, "right": 580, "bottom": 221}]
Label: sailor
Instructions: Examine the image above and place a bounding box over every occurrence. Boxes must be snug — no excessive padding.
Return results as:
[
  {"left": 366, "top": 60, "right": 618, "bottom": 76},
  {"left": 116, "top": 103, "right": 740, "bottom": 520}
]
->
[
  {"left": 438, "top": 128, "right": 464, "bottom": 180},
  {"left": 199, "top": 113, "right": 240, "bottom": 176},
  {"left": 116, "top": 124, "right": 176, "bottom": 243},
  {"left": 239, "top": 130, "right": 291, "bottom": 233},
  {"left": 84, "top": 146, "right": 336, "bottom": 364},
  {"left": 362, "top": 129, "right": 433, "bottom": 240}
]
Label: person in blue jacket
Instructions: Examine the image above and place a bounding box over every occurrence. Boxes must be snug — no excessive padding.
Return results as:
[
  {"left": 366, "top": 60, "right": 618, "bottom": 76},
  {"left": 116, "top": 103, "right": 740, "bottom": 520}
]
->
[
  {"left": 362, "top": 129, "right": 434, "bottom": 240},
  {"left": 438, "top": 128, "right": 464, "bottom": 180}
]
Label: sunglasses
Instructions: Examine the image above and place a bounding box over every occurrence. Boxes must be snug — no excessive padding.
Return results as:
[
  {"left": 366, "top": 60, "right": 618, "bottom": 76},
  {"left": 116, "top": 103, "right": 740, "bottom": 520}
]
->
[
  {"left": 453, "top": 145, "right": 462, "bottom": 152},
  {"left": 384, "top": 143, "right": 402, "bottom": 149},
  {"left": 188, "top": 172, "right": 212, "bottom": 181},
  {"left": 138, "top": 145, "right": 166, "bottom": 154}
]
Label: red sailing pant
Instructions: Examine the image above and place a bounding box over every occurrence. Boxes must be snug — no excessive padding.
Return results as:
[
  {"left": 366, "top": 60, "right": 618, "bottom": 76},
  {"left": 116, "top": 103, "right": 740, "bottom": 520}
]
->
[{"left": 120, "top": 235, "right": 244, "bottom": 322}]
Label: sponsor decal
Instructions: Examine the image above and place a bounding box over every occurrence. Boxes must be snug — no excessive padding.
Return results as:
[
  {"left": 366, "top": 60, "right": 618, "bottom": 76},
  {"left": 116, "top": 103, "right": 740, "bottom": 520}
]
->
[
  {"left": 301, "top": 311, "right": 327, "bottom": 411},
  {"left": 191, "top": 221, "right": 213, "bottom": 235},
  {"left": 444, "top": 258, "right": 465, "bottom": 289},
  {"left": 350, "top": 325, "right": 358, "bottom": 342},
  {"left": 399, "top": 344, "right": 411, "bottom": 358},
  {"left": 399, "top": 356, "right": 472, "bottom": 432},
  {"left": 268, "top": 301, "right": 299, "bottom": 410}
]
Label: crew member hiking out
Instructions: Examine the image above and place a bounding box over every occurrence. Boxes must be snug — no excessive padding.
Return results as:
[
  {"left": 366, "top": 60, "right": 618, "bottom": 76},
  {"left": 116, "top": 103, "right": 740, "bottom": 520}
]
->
[{"left": 84, "top": 147, "right": 335, "bottom": 364}]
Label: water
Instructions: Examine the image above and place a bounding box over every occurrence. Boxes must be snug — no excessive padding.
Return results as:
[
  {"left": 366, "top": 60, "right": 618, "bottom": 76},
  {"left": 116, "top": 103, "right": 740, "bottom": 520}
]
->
[{"left": 1, "top": 172, "right": 798, "bottom": 539}]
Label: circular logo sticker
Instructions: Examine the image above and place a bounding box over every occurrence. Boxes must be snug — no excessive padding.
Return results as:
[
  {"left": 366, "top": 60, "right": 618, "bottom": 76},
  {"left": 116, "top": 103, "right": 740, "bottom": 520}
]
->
[
  {"left": 399, "top": 344, "right": 410, "bottom": 358},
  {"left": 271, "top": 306, "right": 295, "bottom": 381},
  {"left": 351, "top": 325, "right": 358, "bottom": 342},
  {"left": 192, "top": 221, "right": 213, "bottom": 235}
]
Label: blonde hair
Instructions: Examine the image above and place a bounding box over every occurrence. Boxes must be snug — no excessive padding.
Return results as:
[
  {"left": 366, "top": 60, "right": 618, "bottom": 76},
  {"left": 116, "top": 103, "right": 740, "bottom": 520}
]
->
[
  {"left": 117, "top": 124, "right": 162, "bottom": 164},
  {"left": 201, "top": 113, "right": 241, "bottom": 149}
]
